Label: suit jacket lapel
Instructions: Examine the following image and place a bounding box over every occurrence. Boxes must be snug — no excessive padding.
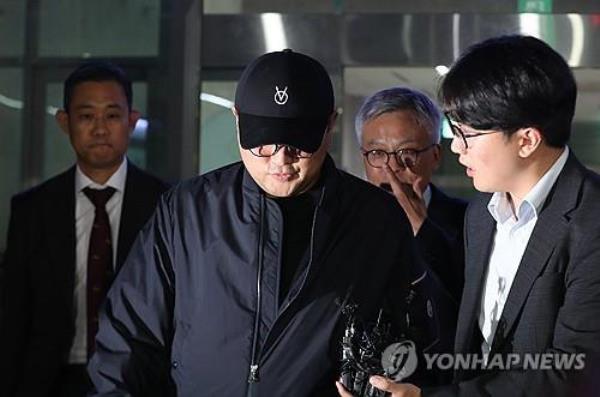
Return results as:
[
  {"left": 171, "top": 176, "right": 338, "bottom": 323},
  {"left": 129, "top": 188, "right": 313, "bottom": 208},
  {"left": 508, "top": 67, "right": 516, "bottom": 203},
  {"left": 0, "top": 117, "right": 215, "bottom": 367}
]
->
[
  {"left": 455, "top": 195, "right": 495, "bottom": 354},
  {"left": 491, "top": 153, "right": 582, "bottom": 353},
  {"left": 47, "top": 167, "right": 77, "bottom": 307}
]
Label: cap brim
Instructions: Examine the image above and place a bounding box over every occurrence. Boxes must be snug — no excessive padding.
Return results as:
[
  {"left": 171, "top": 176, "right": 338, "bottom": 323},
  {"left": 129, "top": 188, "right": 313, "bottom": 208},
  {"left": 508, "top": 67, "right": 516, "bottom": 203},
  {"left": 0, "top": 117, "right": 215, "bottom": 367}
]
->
[{"left": 238, "top": 113, "right": 328, "bottom": 153}]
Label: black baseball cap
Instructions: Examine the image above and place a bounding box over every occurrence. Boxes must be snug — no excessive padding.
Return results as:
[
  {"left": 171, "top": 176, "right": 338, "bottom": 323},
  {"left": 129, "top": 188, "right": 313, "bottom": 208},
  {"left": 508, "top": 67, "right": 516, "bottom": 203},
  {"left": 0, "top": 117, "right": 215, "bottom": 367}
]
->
[{"left": 235, "top": 49, "right": 334, "bottom": 153}]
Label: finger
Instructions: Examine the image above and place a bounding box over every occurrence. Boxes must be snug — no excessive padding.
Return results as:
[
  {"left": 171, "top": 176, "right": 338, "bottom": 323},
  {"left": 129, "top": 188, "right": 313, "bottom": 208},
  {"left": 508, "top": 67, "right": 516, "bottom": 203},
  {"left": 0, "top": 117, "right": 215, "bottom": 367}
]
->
[
  {"left": 335, "top": 381, "right": 354, "bottom": 397},
  {"left": 383, "top": 166, "right": 411, "bottom": 201},
  {"left": 383, "top": 165, "right": 403, "bottom": 191},
  {"left": 412, "top": 176, "right": 427, "bottom": 200},
  {"left": 369, "top": 375, "right": 398, "bottom": 392},
  {"left": 383, "top": 165, "right": 420, "bottom": 199},
  {"left": 397, "top": 164, "right": 425, "bottom": 200}
]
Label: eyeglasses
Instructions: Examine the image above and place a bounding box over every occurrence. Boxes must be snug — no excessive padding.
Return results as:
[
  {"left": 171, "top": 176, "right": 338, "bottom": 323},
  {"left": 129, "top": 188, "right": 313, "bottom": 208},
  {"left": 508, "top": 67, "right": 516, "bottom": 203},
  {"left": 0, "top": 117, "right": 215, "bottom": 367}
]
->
[
  {"left": 249, "top": 144, "right": 314, "bottom": 158},
  {"left": 444, "top": 111, "right": 501, "bottom": 150},
  {"left": 361, "top": 143, "right": 437, "bottom": 169}
]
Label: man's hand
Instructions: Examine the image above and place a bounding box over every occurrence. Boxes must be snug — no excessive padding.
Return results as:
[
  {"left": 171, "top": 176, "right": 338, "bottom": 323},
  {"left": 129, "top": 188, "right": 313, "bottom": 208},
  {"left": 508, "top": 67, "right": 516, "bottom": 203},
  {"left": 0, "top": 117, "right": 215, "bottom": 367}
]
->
[
  {"left": 383, "top": 165, "right": 428, "bottom": 235},
  {"left": 335, "top": 381, "right": 353, "bottom": 397},
  {"left": 370, "top": 376, "right": 422, "bottom": 397},
  {"left": 335, "top": 377, "right": 421, "bottom": 397}
]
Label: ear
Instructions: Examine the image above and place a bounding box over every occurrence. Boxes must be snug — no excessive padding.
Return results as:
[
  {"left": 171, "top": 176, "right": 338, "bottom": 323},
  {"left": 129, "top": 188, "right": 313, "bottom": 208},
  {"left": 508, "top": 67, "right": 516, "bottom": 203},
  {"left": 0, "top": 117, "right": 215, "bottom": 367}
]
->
[
  {"left": 231, "top": 107, "right": 242, "bottom": 146},
  {"left": 55, "top": 109, "right": 70, "bottom": 136},
  {"left": 517, "top": 127, "right": 543, "bottom": 158},
  {"left": 232, "top": 106, "right": 241, "bottom": 133},
  {"left": 127, "top": 110, "right": 141, "bottom": 136},
  {"left": 326, "top": 110, "right": 338, "bottom": 133},
  {"left": 431, "top": 143, "right": 442, "bottom": 170}
]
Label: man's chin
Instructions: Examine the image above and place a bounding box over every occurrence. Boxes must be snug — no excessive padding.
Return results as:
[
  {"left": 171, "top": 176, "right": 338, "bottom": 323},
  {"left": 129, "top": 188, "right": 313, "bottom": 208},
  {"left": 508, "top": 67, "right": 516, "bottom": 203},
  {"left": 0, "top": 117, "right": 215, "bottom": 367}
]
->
[
  {"left": 265, "top": 190, "right": 295, "bottom": 198},
  {"left": 80, "top": 154, "right": 123, "bottom": 170},
  {"left": 472, "top": 179, "right": 496, "bottom": 193},
  {"left": 262, "top": 181, "right": 296, "bottom": 198}
]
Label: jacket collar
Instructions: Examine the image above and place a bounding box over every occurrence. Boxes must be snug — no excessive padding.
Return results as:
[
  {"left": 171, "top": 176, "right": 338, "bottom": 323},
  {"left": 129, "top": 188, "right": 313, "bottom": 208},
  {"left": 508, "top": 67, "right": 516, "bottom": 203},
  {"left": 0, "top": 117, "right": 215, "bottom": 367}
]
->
[{"left": 241, "top": 154, "right": 341, "bottom": 209}]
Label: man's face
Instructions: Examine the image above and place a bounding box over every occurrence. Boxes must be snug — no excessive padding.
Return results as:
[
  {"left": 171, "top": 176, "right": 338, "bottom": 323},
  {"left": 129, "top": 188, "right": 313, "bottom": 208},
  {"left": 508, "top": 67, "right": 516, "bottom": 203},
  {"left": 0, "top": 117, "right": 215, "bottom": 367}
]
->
[
  {"left": 449, "top": 122, "right": 519, "bottom": 193},
  {"left": 56, "top": 80, "right": 139, "bottom": 172},
  {"left": 361, "top": 110, "right": 440, "bottom": 192},
  {"left": 239, "top": 131, "right": 331, "bottom": 198}
]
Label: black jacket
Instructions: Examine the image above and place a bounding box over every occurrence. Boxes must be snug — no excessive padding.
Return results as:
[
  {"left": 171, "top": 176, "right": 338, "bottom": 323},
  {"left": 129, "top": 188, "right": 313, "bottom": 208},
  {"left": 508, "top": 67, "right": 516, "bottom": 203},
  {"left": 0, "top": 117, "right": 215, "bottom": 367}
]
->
[
  {"left": 407, "top": 185, "right": 467, "bottom": 386},
  {"left": 0, "top": 163, "right": 168, "bottom": 397},
  {"left": 89, "top": 157, "right": 413, "bottom": 396},
  {"left": 416, "top": 184, "right": 467, "bottom": 303}
]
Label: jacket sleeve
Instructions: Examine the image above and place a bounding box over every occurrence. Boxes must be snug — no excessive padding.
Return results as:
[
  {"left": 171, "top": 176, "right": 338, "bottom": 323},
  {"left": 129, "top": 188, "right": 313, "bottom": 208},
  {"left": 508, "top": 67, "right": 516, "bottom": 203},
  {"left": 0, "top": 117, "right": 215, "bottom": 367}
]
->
[
  {"left": 385, "top": 207, "right": 414, "bottom": 336},
  {"left": 0, "top": 196, "right": 33, "bottom": 395},
  {"left": 88, "top": 193, "right": 176, "bottom": 397},
  {"left": 415, "top": 216, "right": 464, "bottom": 304}
]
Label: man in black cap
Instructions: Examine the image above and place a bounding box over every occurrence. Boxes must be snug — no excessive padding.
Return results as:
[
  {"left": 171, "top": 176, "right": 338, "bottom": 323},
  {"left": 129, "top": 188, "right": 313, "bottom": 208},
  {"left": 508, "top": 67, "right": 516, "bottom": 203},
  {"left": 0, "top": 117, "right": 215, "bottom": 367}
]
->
[{"left": 88, "top": 49, "right": 413, "bottom": 396}]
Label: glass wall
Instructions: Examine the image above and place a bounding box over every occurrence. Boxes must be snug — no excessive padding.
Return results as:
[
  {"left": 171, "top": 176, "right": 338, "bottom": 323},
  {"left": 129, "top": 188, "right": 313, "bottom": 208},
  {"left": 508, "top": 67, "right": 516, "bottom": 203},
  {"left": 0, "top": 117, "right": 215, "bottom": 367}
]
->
[
  {"left": 0, "top": 0, "right": 26, "bottom": 256},
  {"left": 4, "top": 0, "right": 600, "bottom": 255},
  {"left": 200, "top": 80, "right": 239, "bottom": 173},
  {"left": 0, "top": 68, "right": 23, "bottom": 250},
  {"left": 0, "top": 1, "right": 25, "bottom": 57},
  {"left": 38, "top": 1, "right": 160, "bottom": 57}
]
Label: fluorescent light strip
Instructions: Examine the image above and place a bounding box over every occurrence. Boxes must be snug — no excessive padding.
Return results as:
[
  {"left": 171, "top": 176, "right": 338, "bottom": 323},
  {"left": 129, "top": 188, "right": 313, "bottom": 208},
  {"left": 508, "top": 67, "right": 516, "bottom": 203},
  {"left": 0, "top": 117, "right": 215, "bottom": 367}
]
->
[
  {"left": 261, "top": 13, "right": 288, "bottom": 52},
  {"left": 402, "top": 14, "right": 413, "bottom": 61},
  {"left": 452, "top": 13, "right": 460, "bottom": 61},
  {"left": 200, "top": 93, "right": 234, "bottom": 109},
  {"left": 519, "top": 13, "right": 541, "bottom": 38},
  {"left": 46, "top": 105, "right": 60, "bottom": 115},
  {"left": 435, "top": 65, "right": 449, "bottom": 76},
  {"left": 567, "top": 14, "right": 584, "bottom": 67},
  {"left": 0, "top": 93, "right": 23, "bottom": 109},
  {"left": 0, "top": 93, "right": 59, "bottom": 116}
]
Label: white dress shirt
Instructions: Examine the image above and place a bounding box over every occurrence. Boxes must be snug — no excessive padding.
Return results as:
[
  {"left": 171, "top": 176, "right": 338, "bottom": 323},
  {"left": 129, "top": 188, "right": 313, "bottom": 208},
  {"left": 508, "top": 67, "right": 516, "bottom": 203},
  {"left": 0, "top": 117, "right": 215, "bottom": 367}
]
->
[
  {"left": 69, "top": 159, "right": 127, "bottom": 364},
  {"left": 478, "top": 147, "right": 569, "bottom": 361},
  {"left": 423, "top": 185, "right": 432, "bottom": 209}
]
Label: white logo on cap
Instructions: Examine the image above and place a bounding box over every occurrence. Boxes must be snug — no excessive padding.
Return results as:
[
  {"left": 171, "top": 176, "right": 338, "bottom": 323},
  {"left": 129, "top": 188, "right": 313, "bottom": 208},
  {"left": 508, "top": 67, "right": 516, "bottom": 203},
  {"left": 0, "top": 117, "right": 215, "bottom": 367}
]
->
[{"left": 274, "top": 86, "right": 289, "bottom": 105}]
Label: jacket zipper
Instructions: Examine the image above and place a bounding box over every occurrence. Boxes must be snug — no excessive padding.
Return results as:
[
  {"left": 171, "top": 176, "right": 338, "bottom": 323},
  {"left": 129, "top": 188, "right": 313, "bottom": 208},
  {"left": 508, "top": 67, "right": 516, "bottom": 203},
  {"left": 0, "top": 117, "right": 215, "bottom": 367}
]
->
[
  {"left": 248, "top": 194, "right": 265, "bottom": 385},
  {"left": 282, "top": 188, "right": 325, "bottom": 311},
  {"left": 247, "top": 188, "right": 326, "bottom": 390}
]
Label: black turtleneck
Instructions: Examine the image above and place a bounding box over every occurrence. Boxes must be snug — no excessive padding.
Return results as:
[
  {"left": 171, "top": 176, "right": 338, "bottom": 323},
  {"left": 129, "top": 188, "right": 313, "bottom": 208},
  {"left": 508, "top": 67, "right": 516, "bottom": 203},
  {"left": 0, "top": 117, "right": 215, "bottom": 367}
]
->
[{"left": 274, "top": 183, "right": 322, "bottom": 306}]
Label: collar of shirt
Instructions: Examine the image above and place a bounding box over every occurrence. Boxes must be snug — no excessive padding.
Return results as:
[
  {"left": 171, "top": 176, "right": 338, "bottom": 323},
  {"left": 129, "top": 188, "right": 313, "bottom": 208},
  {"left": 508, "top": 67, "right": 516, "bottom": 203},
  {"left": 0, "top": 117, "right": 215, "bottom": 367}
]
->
[
  {"left": 75, "top": 158, "right": 128, "bottom": 194},
  {"left": 423, "top": 185, "right": 432, "bottom": 208},
  {"left": 487, "top": 146, "right": 569, "bottom": 227}
]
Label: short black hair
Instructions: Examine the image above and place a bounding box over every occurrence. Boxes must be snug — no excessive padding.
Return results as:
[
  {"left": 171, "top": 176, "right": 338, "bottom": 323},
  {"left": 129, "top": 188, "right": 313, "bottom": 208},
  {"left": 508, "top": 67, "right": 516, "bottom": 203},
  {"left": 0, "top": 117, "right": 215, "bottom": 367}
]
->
[
  {"left": 63, "top": 60, "right": 133, "bottom": 112},
  {"left": 439, "top": 35, "right": 576, "bottom": 148}
]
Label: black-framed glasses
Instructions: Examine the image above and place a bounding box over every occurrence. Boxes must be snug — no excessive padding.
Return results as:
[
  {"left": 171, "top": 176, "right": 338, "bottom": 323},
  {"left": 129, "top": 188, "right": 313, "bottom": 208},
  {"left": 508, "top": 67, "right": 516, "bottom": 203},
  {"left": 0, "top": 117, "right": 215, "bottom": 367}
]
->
[
  {"left": 361, "top": 143, "right": 437, "bottom": 169},
  {"left": 444, "top": 111, "right": 501, "bottom": 150},
  {"left": 249, "top": 144, "right": 314, "bottom": 158}
]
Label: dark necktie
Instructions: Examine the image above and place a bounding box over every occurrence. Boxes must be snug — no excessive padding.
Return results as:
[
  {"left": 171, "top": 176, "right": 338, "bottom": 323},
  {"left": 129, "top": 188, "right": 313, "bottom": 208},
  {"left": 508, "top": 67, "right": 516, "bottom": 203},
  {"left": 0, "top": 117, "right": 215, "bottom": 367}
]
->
[{"left": 83, "top": 186, "right": 116, "bottom": 358}]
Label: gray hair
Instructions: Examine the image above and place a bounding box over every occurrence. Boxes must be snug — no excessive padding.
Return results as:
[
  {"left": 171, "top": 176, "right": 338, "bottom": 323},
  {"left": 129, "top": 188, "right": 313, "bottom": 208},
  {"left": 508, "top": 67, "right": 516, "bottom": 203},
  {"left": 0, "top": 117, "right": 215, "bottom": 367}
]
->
[{"left": 354, "top": 87, "right": 442, "bottom": 145}]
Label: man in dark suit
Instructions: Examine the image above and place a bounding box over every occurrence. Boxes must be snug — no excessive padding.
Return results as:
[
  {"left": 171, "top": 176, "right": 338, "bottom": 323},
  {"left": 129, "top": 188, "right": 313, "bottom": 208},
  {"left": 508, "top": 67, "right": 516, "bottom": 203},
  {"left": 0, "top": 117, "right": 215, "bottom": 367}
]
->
[
  {"left": 354, "top": 87, "right": 467, "bottom": 386},
  {"left": 0, "top": 61, "right": 167, "bottom": 397},
  {"left": 350, "top": 35, "right": 600, "bottom": 397}
]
